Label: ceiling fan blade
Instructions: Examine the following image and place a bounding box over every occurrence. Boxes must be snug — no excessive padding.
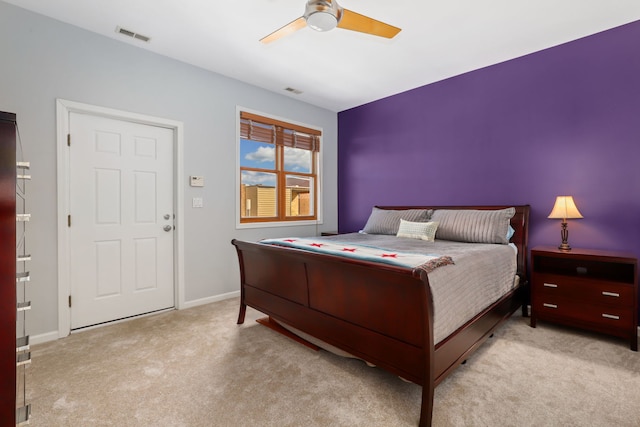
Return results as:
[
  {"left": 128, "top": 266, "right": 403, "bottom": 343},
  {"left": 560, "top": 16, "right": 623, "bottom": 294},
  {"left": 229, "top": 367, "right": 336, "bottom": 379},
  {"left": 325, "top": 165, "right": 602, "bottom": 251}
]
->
[
  {"left": 337, "top": 8, "right": 401, "bottom": 39},
  {"left": 260, "top": 16, "right": 307, "bottom": 44}
]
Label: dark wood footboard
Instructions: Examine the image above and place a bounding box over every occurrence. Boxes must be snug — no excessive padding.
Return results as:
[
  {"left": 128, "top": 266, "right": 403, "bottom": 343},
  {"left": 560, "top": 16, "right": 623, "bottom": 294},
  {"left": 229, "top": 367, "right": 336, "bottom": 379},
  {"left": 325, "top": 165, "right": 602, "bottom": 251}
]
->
[
  {"left": 232, "top": 205, "right": 529, "bottom": 426},
  {"left": 233, "top": 238, "right": 437, "bottom": 424}
]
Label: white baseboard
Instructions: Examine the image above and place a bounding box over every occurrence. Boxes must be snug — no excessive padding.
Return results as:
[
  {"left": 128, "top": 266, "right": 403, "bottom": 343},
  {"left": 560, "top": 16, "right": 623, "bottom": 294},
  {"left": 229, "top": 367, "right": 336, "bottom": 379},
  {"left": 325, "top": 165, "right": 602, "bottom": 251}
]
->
[
  {"left": 181, "top": 290, "right": 240, "bottom": 309},
  {"left": 29, "top": 291, "right": 241, "bottom": 345},
  {"left": 30, "top": 331, "right": 60, "bottom": 345}
]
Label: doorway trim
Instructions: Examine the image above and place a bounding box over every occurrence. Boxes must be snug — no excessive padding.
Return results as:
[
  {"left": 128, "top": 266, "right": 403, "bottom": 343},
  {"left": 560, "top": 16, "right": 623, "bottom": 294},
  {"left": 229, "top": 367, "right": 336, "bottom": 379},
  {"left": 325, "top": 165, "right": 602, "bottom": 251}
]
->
[{"left": 56, "top": 99, "right": 185, "bottom": 338}]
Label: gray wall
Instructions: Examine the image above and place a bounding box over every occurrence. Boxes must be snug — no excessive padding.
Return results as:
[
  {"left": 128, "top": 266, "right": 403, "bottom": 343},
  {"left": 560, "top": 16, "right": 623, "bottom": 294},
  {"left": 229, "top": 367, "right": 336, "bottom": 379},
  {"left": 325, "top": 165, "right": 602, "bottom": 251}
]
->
[{"left": 0, "top": 2, "right": 338, "bottom": 340}]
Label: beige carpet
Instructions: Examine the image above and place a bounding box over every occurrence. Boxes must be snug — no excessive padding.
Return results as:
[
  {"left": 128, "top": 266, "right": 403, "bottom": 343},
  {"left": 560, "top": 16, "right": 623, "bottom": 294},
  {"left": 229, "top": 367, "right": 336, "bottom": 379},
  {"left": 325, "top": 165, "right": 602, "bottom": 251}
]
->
[{"left": 27, "top": 298, "right": 640, "bottom": 426}]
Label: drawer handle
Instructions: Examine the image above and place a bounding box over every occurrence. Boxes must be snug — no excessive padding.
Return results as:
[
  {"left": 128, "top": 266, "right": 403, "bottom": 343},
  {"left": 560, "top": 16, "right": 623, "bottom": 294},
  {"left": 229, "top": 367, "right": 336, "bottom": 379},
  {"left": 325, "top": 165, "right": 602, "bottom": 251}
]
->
[
  {"left": 543, "top": 303, "right": 558, "bottom": 309},
  {"left": 602, "top": 291, "right": 620, "bottom": 298},
  {"left": 602, "top": 314, "right": 620, "bottom": 320},
  {"left": 543, "top": 283, "right": 558, "bottom": 288}
]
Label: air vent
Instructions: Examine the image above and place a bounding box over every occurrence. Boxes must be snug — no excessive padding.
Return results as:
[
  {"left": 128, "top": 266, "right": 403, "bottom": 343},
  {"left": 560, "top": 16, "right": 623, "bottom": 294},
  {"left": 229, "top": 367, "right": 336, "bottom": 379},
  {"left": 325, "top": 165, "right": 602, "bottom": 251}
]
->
[
  {"left": 284, "top": 87, "right": 303, "bottom": 95},
  {"left": 116, "top": 26, "right": 151, "bottom": 43}
]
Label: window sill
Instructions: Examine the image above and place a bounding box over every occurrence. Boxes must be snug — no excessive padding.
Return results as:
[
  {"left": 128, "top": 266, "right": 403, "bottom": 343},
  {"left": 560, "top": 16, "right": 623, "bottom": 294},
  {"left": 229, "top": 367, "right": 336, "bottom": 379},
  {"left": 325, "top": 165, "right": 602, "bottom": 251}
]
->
[{"left": 236, "top": 219, "right": 323, "bottom": 229}]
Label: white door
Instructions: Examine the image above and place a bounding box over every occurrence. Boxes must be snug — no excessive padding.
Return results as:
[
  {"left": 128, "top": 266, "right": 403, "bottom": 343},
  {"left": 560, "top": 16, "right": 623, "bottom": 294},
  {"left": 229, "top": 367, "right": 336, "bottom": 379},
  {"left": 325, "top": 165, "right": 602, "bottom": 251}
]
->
[{"left": 69, "top": 112, "right": 175, "bottom": 329}]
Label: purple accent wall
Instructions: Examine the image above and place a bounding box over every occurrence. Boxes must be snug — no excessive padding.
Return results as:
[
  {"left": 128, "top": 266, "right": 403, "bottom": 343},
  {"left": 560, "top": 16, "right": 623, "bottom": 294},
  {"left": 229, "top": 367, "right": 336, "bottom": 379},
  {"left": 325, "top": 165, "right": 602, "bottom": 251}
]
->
[{"left": 338, "top": 21, "right": 640, "bottom": 262}]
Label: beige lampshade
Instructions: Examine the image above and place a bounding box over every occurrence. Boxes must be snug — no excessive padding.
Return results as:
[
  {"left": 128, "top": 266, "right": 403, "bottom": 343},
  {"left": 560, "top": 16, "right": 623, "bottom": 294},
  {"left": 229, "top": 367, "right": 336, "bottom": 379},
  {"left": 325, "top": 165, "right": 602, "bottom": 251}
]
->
[{"left": 548, "top": 196, "right": 583, "bottom": 220}]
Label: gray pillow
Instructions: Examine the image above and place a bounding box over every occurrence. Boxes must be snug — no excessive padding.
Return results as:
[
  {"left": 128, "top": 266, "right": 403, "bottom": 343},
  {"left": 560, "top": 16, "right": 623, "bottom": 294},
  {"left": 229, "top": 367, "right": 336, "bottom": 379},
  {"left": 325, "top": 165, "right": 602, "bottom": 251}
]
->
[
  {"left": 362, "top": 207, "right": 433, "bottom": 235},
  {"left": 431, "top": 208, "right": 516, "bottom": 244}
]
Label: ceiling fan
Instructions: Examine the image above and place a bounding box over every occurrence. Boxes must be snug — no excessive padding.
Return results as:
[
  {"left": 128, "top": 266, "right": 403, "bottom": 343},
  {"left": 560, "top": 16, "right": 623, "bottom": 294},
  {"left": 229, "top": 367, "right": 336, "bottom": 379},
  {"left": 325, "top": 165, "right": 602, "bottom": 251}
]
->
[{"left": 260, "top": 0, "right": 401, "bottom": 44}]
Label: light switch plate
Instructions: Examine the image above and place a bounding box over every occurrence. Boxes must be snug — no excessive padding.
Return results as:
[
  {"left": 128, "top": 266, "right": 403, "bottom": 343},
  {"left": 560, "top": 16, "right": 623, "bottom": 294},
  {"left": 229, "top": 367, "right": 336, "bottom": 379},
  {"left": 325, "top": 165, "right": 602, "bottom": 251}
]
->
[
  {"left": 192, "top": 197, "right": 203, "bottom": 208},
  {"left": 190, "top": 176, "right": 204, "bottom": 187}
]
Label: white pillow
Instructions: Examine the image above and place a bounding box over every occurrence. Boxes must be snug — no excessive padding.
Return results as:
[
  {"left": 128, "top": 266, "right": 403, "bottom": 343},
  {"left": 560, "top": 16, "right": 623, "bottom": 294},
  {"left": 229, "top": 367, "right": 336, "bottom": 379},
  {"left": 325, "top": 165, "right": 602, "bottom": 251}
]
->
[{"left": 396, "top": 220, "right": 439, "bottom": 241}]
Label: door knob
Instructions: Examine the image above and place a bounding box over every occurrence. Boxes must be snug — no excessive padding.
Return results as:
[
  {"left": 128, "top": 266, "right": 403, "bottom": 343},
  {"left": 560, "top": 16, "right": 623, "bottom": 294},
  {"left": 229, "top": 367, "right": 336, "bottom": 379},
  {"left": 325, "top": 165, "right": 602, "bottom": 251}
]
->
[
  {"left": 163, "top": 225, "right": 172, "bottom": 232},
  {"left": 163, "top": 214, "right": 171, "bottom": 220}
]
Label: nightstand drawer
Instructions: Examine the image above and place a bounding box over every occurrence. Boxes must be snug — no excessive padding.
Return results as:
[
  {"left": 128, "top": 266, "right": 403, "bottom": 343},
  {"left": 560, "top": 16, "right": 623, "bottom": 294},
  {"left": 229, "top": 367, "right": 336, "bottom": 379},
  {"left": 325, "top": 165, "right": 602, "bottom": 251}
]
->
[
  {"left": 532, "top": 274, "right": 635, "bottom": 307},
  {"left": 533, "top": 297, "right": 634, "bottom": 331}
]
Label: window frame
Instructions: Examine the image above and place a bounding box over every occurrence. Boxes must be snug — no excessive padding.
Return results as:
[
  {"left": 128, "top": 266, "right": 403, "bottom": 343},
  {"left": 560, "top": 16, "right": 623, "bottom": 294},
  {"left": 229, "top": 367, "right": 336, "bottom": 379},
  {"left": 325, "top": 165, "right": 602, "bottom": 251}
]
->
[{"left": 236, "top": 107, "right": 323, "bottom": 229}]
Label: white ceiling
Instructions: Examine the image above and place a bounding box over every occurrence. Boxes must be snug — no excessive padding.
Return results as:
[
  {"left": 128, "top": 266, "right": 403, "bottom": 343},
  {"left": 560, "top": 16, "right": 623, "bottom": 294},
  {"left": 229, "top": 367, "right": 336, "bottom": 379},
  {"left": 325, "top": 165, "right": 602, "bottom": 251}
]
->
[{"left": 6, "top": 0, "right": 640, "bottom": 112}]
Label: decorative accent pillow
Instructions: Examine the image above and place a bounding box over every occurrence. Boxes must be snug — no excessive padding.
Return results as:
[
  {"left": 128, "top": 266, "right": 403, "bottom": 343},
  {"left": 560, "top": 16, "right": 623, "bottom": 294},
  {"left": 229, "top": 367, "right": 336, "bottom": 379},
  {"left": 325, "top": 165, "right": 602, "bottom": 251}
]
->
[
  {"left": 431, "top": 208, "right": 516, "bottom": 244},
  {"left": 362, "top": 207, "right": 433, "bottom": 235},
  {"left": 397, "top": 220, "right": 439, "bottom": 241}
]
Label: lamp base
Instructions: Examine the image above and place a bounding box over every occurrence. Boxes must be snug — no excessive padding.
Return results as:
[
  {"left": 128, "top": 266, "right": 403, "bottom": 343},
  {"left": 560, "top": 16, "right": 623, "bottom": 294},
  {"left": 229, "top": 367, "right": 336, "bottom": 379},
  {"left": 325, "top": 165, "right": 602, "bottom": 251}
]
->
[
  {"left": 558, "top": 243, "right": 572, "bottom": 251},
  {"left": 558, "top": 221, "right": 571, "bottom": 251}
]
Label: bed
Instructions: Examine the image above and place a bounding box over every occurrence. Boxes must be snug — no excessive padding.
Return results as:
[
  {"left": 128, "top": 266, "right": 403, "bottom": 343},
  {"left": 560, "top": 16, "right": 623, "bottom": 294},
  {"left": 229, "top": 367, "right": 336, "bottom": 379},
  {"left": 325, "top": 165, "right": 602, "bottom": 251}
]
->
[{"left": 232, "top": 205, "right": 530, "bottom": 426}]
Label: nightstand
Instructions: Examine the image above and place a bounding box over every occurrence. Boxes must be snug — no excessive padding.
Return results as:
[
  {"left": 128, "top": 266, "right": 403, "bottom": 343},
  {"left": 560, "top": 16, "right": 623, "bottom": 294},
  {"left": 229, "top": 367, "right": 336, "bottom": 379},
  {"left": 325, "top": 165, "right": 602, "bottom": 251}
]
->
[{"left": 530, "top": 246, "right": 638, "bottom": 351}]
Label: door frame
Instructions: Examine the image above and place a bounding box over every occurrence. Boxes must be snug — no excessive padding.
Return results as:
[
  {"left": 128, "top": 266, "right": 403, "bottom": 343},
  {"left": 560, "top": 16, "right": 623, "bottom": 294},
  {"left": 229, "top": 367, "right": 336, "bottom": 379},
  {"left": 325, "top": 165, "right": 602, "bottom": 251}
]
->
[{"left": 56, "top": 99, "right": 185, "bottom": 338}]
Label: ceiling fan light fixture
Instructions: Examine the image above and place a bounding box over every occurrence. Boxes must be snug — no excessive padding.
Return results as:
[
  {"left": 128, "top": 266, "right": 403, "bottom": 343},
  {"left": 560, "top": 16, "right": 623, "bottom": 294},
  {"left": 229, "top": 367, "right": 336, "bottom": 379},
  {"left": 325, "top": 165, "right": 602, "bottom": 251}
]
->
[
  {"left": 306, "top": 11, "right": 338, "bottom": 32},
  {"left": 304, "top": 0, "right": 341, "bottom": 32}
]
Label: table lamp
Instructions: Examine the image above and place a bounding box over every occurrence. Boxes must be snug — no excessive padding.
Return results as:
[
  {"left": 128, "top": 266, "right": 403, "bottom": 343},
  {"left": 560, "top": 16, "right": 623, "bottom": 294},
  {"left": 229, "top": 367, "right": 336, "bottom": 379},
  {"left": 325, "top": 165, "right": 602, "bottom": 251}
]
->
[{"left": 548, "top": 196, "right": 583, "bottom": 251}]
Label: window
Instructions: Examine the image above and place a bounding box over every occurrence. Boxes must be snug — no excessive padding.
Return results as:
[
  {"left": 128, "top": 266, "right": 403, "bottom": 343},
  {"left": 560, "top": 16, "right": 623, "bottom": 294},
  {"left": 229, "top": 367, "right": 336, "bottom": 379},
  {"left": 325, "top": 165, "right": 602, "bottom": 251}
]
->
[{"left": 238, "top": 110, "right": 321, "bottom": 225}]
